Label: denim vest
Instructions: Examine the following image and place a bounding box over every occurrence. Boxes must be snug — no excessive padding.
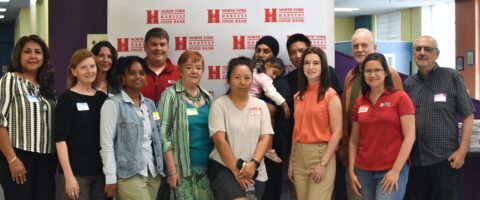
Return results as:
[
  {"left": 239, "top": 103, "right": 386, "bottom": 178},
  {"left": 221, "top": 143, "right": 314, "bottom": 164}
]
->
[{"left": 110, "top": 94, "right": 164, "bottom": 178}]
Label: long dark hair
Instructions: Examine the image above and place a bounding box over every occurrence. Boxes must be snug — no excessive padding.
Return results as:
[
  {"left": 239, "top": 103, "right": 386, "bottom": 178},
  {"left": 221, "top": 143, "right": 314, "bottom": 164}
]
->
[
  {"left": 91, "top": 41, "right": 119, "bottom": 89},
  {"left": 360, "top": 53, "right": 395, "bottom": 95},
  {"left": 298, "top": 47, "right": 331, "bottom": 102},
  {"left": 9, "top": 35, "right": 55, "bottom": 99}
]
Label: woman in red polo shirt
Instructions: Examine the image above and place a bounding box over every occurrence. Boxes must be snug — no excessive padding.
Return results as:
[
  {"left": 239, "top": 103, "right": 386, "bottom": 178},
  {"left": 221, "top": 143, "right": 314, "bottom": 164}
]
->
[{"left": 348, "top": 53, "right": 415, "bottom": 200}]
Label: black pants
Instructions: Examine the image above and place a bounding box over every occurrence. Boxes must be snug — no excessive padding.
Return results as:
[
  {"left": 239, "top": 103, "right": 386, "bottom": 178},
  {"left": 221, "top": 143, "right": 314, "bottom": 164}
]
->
[
  {"left": 405, "top": 159, "right": 459, "bottom": 200},
  {"left": 0, "top": 148, "right": 57, "bottom": 200}
]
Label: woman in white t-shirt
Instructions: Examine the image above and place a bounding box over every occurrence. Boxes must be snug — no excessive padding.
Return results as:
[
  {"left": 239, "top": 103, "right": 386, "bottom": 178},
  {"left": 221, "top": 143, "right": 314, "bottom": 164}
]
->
[{"left": 208, "top": 56, "right": 274, "bottom": 199}]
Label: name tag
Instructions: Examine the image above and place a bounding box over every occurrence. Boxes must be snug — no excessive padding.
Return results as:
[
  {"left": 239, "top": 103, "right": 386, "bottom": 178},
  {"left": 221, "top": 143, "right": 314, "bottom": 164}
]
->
[
  {"left": 76, "top": 102, "right": 89, "bottom": 111},
  {"left": 249, "top": 107, "right": 261, "bottom": 116},
  {"left": 152, "top": 112, "right": 160, "bottom": 120},
  {"left": 434, "top": 93, "right": 447, "bottom": 102},
  {"left": 186, "top": 108, "right": 198, "bottom": 116},
  {"left": 26, "top": 95, "right": 39, "bottom": 103},
  {"left": 358, "top": 106, "right": 369, "bottom": 113}
]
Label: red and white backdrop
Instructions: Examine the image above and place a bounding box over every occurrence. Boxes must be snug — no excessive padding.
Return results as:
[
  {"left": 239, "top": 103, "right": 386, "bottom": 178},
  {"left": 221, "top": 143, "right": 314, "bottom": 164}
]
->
[{"left": 108, "top": 0, "right": 334, "bottom": 98}]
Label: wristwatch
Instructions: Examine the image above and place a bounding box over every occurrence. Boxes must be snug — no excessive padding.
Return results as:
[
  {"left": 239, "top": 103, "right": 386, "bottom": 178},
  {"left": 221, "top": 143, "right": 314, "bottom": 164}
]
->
[
  {"left": 320, "top": 159, "right": 327, "bottom": 166},
  {"left": 250, "top": 159, "right": 260, "bottom": 169}
]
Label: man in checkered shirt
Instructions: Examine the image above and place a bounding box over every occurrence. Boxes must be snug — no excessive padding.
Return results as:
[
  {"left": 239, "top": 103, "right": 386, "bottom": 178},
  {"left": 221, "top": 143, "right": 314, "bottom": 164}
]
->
[{"left": 404, "top": 35, "right": 475, "bottom": 200}]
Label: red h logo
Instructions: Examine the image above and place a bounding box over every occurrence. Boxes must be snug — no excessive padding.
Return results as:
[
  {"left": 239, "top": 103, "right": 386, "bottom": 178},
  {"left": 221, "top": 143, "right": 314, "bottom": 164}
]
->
[
  {"left": 117, "top": 38, "right": 129, "bottom": 52},
  {"left": 146, "top": 10, "right": 159, "bottom": 24},
  {"left": 208, "top": 9, "right": 220, "bottom": 23},
  {"left": 208, "top": 66, "right": 221, "bottom": 80},
  {"left": 264, "top": 9, "right": 277, "bottom": 22},
  {"left": 175, "top": 37, "right": 187, "bottom": 50},
  {"left": 232, "top": 36, "right": 245, "bottom": 50}
]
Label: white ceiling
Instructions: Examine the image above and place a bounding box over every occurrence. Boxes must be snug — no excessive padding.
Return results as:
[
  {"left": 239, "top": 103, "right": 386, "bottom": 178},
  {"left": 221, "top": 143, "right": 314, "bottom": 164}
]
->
[
  {"left": 0, "top": 0, "right": 454, "bottom": 24},
  {"left": 0, "top": 0, "right": 30, "bottom": 24},
  {"left": 335, "top": 0, "right": 454, "bottom": 17}
]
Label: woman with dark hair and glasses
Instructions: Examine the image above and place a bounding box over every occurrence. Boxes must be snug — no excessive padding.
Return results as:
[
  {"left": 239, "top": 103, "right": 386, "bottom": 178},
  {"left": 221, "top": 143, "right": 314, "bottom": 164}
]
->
[
  {"left": 91, "top": 41, "right": 120, "bottom": 96},
  {"left": 348, "top": 53, "right": 415, "bottom": 200},
  {"left": 0, "top": 35, "right": 57, "bottom": 200}
]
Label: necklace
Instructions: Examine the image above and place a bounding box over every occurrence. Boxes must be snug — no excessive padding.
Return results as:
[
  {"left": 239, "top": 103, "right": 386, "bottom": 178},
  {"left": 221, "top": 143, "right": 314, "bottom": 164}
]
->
[{"left": 185, "top": 89, "right": 202, "bottom": 103}]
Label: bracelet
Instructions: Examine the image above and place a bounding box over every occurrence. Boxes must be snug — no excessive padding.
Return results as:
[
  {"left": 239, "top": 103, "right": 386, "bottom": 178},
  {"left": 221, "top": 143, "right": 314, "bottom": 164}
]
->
[
  {"left": 8, "top": 156, "right": 17, "bottom": 164},
  {"left": 250, "top": 159, "right": 260, "bottom": 169},
  {"left": 319, "top": 159, "right": 327, "bottom": 166}
]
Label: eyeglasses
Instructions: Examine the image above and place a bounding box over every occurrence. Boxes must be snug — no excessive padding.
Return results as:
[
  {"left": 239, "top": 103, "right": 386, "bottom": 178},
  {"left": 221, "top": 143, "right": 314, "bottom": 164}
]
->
[
  {"left": 413, "top": 46, "right": 437, "bottom": 53},
  {"left": 364, "top": 68, "right": 384, "bottom": 75}
]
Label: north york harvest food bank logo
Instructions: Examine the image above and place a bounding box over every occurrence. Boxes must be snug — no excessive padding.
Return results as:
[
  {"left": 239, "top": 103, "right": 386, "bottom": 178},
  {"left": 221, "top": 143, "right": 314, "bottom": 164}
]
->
[
  {"left": 232, "top": 35, "right": 262, "bottom": 50},
  {"left": 207, "top": 9, "right": 247, "bottom": 23},
  {"left": 307, "top": 34, "right": 327, "bottom": 50},
  {"left": 207, "top": 65, "right": 227, "bottom": 80},
  {"left": 116, "top": 38, "right": 144, "bottom": 52},
  {"left": 264, "top": 8, "right": 304, "bottom": 23},
  {"left": 146, "top": 9, "right": 186, "bottom": 24},
  {"left": 175, "top": 36, "right": 215, "bottom": 51}
]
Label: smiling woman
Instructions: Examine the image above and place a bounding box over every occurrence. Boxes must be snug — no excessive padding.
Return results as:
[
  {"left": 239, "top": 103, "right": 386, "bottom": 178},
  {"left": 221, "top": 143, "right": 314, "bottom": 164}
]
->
[
  {"left": 55, "top": 49, "right": 108, "bottom": 200},
  {"left": 157, "top": 50, "right": 214, "bottom": 200},
  {"left": 0, "top": 35, "right": 56, "bottom": 200}
]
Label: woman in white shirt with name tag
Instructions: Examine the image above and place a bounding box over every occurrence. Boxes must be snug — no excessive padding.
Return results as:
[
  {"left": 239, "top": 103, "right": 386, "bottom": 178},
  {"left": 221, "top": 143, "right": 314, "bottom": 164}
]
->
[
  {"left": 0, "top": 35, "right": 57, "bottom": 200},
  {"left": 55, "top": 49, "right": 108, "bottom": 200}
]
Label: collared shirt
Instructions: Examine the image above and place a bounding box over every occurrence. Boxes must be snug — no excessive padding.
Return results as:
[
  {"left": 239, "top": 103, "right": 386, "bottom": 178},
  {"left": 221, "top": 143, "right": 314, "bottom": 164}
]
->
[
  {"left": 352, "top": 90, "right": 415, "bottom": 171},
  {"left": 0, "top": 72, "right": 56, "bottom": 153},
  {"left": 404, "top": 64, "right": 475, "bottom": 166},
  {"left": 157, "top": 81, "right": 213, "bottom": 177},
  {"left": 341, "top": 65, "right": 403, "bottom": 151},
  {"left": 140, "top": 58, "right": 180, "bottom": 104}
]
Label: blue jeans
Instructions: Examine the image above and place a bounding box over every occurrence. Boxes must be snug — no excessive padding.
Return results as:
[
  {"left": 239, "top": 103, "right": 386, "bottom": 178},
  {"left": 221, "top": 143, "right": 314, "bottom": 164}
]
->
[{"left": 355, "top": 164, "right": 409, "bottom": 200}]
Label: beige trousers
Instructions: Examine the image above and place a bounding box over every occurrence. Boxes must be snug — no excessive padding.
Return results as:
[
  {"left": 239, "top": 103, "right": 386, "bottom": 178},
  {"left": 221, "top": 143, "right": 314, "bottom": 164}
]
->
[
  {"left": 117, "top": 174, "right": 161, "bottom": 200},
  {"left": 292, "top": 143, "right": 336, "bottom": 200}
]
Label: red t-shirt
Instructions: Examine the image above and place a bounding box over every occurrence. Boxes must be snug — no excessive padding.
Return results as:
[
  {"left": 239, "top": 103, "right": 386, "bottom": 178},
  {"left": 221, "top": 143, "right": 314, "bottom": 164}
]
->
[
  {"left": 140, "top": 58, "right": 179, "bottom": 104},
  {"left": 352, "top": 90, "right": 415, "bottom": 171}
]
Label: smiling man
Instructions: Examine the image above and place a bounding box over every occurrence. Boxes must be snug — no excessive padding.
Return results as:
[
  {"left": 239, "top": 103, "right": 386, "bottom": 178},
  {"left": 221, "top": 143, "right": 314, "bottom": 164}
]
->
[
  {"left": 140, "top": 27, "right": 180, "bottom": 104},
  {"left": 404, "top": 35, "right": 475, "bottom": 200}
]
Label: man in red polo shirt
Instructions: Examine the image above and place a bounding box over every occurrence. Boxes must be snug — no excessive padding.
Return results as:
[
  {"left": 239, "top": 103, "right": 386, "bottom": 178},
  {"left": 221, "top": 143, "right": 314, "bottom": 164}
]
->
[{"left": 140, "top": 27, "right": 180, "bottom": 104}]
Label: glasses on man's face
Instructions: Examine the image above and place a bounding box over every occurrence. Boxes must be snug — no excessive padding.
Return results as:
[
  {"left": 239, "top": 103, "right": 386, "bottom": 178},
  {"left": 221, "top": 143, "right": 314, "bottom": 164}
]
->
[
  {"left": 413, "top": 46, "right": 437, "bottom": 53},
  {"left": 364, "top": 68, "right": 384, "bottom": 75}
]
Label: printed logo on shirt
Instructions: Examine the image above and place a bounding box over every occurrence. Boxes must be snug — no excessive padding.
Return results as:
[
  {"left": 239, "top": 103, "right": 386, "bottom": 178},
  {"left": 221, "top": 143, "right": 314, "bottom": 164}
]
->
[
  {"left": 358, "top": 105, "right": 369, "bottom": 113},
  {"left": 434, "top": 93, "right": 447, "bottom": 102},
  {"left": 249, "top": 107, "right": 262, "bottom": 116},
  {"left": 380, "top": 102, "right": 391, "bottom": 107},
  {"left": 167, "top": 80, "right": 177, "bottom": 84}
]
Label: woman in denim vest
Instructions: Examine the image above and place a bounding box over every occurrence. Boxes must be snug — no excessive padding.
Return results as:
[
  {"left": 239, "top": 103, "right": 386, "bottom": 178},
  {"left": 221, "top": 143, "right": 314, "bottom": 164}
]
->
[{"left": 100, "top": 56, "right": 164, "bottom": 200}]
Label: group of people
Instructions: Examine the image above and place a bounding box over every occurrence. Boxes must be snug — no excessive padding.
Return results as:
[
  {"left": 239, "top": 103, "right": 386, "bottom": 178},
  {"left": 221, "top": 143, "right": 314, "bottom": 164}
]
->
[{"left": 0, "top": 26, "right": 474, "bottom": 200}]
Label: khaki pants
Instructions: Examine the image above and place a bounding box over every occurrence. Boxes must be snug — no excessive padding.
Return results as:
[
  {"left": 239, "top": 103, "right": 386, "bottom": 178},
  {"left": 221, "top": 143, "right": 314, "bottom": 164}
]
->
[
  {"left": 292, "top": 143, "right": 336, "bottom": 200},
  {"left": 118, "top": 174, "right": 161, "bottom": 200}
]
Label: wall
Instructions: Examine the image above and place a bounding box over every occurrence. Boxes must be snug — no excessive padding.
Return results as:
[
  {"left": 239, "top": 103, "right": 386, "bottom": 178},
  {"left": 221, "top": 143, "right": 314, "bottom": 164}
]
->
[
  {"left": 335, "top": 17, "right": 355, "bottom": 42},
  {"left": 0, "top": 23, "right": 14, "bottom": 73},
  {"left": 49, "top": 0, "right": 107, "bottom": 92},
  {"left": 456, "top": 0, "right": 476, "bottom": 98}
]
